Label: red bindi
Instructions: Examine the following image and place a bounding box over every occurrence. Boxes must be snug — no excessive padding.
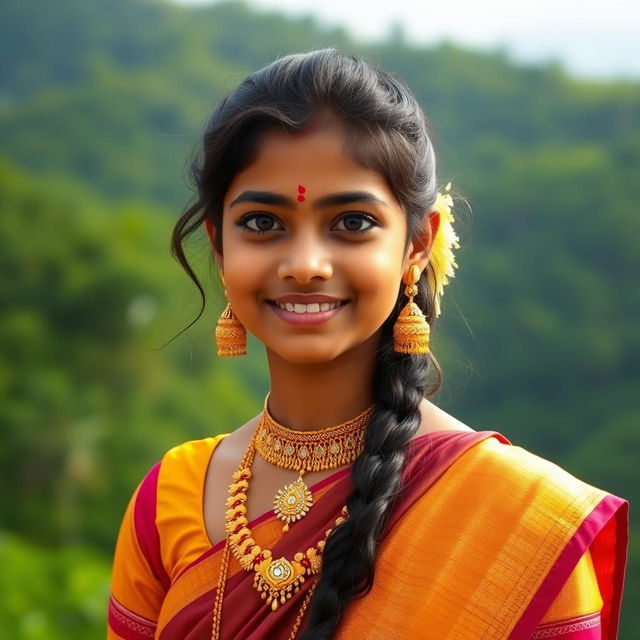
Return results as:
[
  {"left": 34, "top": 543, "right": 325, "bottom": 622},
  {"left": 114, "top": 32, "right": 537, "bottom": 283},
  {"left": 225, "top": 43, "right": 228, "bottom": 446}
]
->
[{"left": 297, "top": 184, "right": 306, "bottom": 202}]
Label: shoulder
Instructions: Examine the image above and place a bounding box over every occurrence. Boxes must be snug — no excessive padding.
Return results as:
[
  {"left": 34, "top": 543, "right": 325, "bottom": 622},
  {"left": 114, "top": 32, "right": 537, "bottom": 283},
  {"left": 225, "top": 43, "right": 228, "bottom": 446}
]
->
[
  {"left": 464, "top": 436, "right": 595, "bottom": 490},
  {"left": 154, "top": 435, "right": 232, "bottom": 505},
  {"left": 130, "top": 436, "right": 229, "bottom": 518},
  {"left": 140, "top": 435, "right": 231, "bottom": 581},
  {"left": 407, "top": 434, "right": 625, "bottom": 566},
  {"left": 155, "top": 423, "right": 258, "bottom": 507},
  {"left": 455, "top": 436, "right": 613, "bottom": 523},
  {"left": 117, "top": 443, "right": 227, "bottom": 592},
  {"left": 141, "top": 418, "right": 258, "bottom": 500},
  {"left": 130, "top": 436, "right": 231, "bottom": 528},
  {"left": 162, "top": 434, "right": 229, "bottom": 470},
  {"left": 201, "top": 415, "right": 261, "bottom": 468},
  {"left": 415, "top": 398, "right": 477, "bottom": 436}
]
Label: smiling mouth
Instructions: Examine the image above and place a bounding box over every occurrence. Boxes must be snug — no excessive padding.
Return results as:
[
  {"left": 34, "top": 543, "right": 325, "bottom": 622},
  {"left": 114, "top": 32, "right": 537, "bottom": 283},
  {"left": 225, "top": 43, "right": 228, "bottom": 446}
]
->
[
  {"left": 269, "top": 300, "right": 346, "bottom": 314},
  {"left": 267, "top": 300, "right": 347, "bottom": 314}
]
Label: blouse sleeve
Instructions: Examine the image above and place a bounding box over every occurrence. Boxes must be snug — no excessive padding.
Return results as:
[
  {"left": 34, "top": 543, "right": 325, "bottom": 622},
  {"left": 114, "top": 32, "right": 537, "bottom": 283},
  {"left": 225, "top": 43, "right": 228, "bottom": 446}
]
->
[
  {"left": 107, "top": 462, "right": 171, "bottom": 640},
  {"left": 530, "top": 548, "right": 603, "bottom": 639}
]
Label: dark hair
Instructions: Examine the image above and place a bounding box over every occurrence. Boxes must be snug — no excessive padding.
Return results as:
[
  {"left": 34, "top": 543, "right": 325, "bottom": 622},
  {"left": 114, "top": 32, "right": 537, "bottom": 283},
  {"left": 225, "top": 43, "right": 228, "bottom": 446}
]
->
[{"left": 170, "top": 48, "right": 444, "bottom": 639}]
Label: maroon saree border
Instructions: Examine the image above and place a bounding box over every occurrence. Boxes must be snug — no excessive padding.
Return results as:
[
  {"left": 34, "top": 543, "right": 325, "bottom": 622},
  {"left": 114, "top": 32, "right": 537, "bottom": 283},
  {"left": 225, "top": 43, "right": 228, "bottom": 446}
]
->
[
  {"left": 108, "top": 594, "right": 157, "bottom": 639},
  {"left": 508, "top": 493, "right": 629, "bottom": 639},
  {"left": 531, "top": 611, "right": 601, "bottom": 639}
]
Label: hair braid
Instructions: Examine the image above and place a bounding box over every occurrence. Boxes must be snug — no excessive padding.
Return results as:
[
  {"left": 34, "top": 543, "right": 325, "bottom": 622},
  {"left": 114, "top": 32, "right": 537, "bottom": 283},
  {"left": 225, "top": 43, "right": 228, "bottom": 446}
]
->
[{"left": 300, "top": 297, "right": 435, "bottom": 640}]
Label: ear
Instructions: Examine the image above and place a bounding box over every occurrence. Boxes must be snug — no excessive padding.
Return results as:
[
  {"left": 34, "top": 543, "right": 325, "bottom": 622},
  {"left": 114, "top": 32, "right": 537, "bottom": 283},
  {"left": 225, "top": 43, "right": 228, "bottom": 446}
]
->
[
  {"left": 204, "top": 218, "right": 224, "bottom": 272},
  {"left": 403, "top": 210, "right": 440, "bottom": 274}
]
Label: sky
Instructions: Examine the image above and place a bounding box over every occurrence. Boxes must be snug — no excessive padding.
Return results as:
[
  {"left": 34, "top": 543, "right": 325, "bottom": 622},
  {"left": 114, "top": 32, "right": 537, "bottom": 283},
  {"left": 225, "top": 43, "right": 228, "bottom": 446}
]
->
[{"left": 174, "top": 0, "right": 640, "bottom": 80}]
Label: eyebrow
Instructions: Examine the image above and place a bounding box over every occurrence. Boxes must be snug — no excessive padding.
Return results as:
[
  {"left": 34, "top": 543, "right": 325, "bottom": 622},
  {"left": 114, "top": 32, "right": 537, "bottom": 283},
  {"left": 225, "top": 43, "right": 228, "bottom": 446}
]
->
[{"left": 229, "top": 190, "right": 388, "bottom": 209}]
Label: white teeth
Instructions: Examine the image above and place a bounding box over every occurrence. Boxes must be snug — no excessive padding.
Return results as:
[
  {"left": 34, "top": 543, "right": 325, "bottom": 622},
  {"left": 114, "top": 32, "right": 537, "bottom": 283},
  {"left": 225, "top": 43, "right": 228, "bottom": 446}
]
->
[{"left": 276, "top": 301, "right": 341, "bottom": 313}]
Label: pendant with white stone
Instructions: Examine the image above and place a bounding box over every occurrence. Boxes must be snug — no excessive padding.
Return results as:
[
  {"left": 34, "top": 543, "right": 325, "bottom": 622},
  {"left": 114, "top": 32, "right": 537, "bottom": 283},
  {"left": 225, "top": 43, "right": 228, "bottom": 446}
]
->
[
  {"left": 253, "top": 556, "right": 307, "bottom": 611},
  {"left": 273, "top": 472, "right": 313, "bottom": 532}
]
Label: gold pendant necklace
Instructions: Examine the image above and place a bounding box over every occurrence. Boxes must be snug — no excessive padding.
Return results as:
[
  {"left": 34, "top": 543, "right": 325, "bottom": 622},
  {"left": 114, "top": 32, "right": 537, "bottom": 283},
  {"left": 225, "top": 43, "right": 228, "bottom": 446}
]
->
[
  {"left": 273, "top": 473, "right": 313, "bottom": 532},
  {"left": 211, "top": 400, "right": 374, "bottom": 638},
  {"left": 255, "top": 394, "right": 373, "bottom": 531},
  {"left": 223, "top": 431, "right": 349, "bottom": 612}
]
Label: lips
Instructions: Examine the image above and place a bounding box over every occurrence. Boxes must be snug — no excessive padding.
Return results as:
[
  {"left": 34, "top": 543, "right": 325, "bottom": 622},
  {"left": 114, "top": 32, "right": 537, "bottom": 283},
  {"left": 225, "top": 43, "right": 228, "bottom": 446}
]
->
[
  {"left": 266, "top": 295, "right": 348, "bottom": 324},
  {"left": 268, "top": 293, "right": 347, "bottom": 312},
  {"left": 273, "top": 300, "right": 343, "bottom": 313}
]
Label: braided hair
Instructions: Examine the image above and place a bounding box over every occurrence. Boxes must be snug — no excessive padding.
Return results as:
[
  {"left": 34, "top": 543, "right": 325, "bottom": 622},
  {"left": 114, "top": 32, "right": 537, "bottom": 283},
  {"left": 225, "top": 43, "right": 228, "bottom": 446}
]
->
[{"left": 170, "top": 48, "right": 445, "bottom": 639}]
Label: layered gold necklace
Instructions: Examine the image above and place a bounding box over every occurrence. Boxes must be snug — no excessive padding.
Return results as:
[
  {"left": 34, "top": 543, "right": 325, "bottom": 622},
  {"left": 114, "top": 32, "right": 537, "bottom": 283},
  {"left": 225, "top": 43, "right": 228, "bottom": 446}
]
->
[
  {"left": 256, "top": 395, "right": 373, "bottom": 531},
  {"left": 210, "top": 397, "right": 374, "bottom": 640}
]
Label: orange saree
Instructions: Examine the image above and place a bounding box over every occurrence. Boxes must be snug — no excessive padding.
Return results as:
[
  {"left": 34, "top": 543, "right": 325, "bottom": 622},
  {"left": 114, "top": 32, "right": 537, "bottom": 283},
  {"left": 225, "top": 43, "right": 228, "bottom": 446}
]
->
[{"left": 108, "top": 430, "right": 628, "bottom": 639}]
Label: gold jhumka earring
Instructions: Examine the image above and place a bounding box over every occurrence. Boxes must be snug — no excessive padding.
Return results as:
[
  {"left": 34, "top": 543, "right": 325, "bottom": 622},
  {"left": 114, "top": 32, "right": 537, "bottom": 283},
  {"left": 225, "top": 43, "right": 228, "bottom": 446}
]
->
[
  {"left": 215, "top": 273, "right": 246, "bottom": 357},
  {"left": 393, "top": 264, "right": 431, "bottom": 354}
]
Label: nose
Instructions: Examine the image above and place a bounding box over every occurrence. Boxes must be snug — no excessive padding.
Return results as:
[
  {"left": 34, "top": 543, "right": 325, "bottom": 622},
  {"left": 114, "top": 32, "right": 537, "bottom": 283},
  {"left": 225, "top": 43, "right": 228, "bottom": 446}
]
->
[{"left": 277, "top": 232, "right": 333, "bottom": 284}]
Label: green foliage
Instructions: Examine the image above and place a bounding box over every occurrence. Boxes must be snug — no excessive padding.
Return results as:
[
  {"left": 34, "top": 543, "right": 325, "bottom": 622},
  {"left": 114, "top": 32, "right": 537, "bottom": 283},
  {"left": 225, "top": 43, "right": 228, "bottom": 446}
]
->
[
  {"left": 0, "top": 159, "right": 266, "bottom": 551},
  {"left": 0, "top": 0, "right": 638, "bottom": 636},
  {"left": 445, "top": 140, "right": 640, "bottom": 458},
  {"left": 0, "top": 531, "right": 110, "bottom": 639}
]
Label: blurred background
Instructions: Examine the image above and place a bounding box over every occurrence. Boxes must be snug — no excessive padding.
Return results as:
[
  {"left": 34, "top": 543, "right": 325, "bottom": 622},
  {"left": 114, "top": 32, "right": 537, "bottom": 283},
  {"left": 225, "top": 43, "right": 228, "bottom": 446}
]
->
[{"left": 1, "top": 0, "right": 638, "bottom": 637}]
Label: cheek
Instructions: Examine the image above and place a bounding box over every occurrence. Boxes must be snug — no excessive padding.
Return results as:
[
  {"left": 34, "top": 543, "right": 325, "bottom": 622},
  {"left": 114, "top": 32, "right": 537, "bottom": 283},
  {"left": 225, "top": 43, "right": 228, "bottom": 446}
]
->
[
  {"left": 224, "top": 256, "right": 265, "bottom": 299},
  {"left": 219, "top": 239, "right": 267, "bottom": 309},
  {"left": 352, "top": 246, "right": 403, "bottom": 307}
]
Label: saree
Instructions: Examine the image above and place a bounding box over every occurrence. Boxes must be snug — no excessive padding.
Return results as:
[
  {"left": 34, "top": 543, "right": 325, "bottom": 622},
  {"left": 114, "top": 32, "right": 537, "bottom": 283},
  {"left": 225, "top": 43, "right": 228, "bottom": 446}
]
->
[{"left": 108, "top": 430, "right": 628, "bottom": 639}]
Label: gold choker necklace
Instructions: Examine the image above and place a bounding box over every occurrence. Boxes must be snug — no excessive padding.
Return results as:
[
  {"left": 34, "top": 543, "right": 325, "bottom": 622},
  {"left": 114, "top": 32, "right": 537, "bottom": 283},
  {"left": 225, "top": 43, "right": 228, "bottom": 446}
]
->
[
  {"left": 255, "top": 395, "right": 373, "bottom": 472},
  {"left": 255, "top": 395, "right": 373, "bottom": 532}
]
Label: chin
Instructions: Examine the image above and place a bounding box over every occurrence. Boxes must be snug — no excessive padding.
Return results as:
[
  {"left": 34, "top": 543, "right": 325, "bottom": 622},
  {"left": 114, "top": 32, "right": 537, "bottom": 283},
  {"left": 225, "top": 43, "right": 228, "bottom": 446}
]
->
[{"left": 267, "top": 341, "right": 350, "bottom": 365}]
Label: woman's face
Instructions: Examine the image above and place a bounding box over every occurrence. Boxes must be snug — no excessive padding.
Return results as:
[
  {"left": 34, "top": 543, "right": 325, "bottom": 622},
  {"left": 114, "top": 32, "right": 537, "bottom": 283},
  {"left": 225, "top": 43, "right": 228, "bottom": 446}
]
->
[{"left": 209, "top": 123, "right": 436, "bottom": 365}]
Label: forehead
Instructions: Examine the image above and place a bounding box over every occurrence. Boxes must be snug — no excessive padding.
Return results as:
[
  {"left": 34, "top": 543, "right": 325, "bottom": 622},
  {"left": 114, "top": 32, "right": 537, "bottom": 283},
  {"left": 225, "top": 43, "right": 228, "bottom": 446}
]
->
[{"left": 223, "top": 125, "right": 396, "bottom": 206}]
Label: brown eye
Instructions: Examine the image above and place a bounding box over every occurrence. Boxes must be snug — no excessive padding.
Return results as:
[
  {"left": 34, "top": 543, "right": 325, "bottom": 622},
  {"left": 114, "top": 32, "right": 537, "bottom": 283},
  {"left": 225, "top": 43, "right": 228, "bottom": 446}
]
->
[
  {"left": 333, "top": 213, "right": 377, "bottom": 234},
  {"left": 237, "top": 212, "right": 283, "bottom": 233}
]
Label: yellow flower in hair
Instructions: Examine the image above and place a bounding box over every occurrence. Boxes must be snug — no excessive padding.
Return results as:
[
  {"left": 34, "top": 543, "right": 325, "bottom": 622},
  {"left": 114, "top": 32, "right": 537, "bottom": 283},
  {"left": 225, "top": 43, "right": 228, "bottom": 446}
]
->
[{"left": 426, "top": 182, "right": 460, "bottom": 318}]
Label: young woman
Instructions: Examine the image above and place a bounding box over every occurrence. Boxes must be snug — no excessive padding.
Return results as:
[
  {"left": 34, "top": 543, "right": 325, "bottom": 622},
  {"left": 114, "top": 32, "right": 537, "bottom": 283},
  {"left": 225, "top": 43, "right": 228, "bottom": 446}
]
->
[{"left": 107, "top": 49, "right": 628, "bottom": 640}]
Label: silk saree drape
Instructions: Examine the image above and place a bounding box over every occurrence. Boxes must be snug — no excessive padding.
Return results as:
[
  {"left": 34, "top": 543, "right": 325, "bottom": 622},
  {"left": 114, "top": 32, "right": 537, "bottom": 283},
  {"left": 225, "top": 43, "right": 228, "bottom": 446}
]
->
[{"left": 108, "top": 430, "right": 628, "bottom": 639}]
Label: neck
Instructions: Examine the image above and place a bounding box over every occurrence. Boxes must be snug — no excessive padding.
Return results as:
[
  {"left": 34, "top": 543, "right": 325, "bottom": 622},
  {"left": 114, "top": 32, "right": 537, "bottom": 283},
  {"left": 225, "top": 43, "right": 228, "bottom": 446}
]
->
[{"left": 264, "top": 334, "right": 378, "bottom": 431}]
